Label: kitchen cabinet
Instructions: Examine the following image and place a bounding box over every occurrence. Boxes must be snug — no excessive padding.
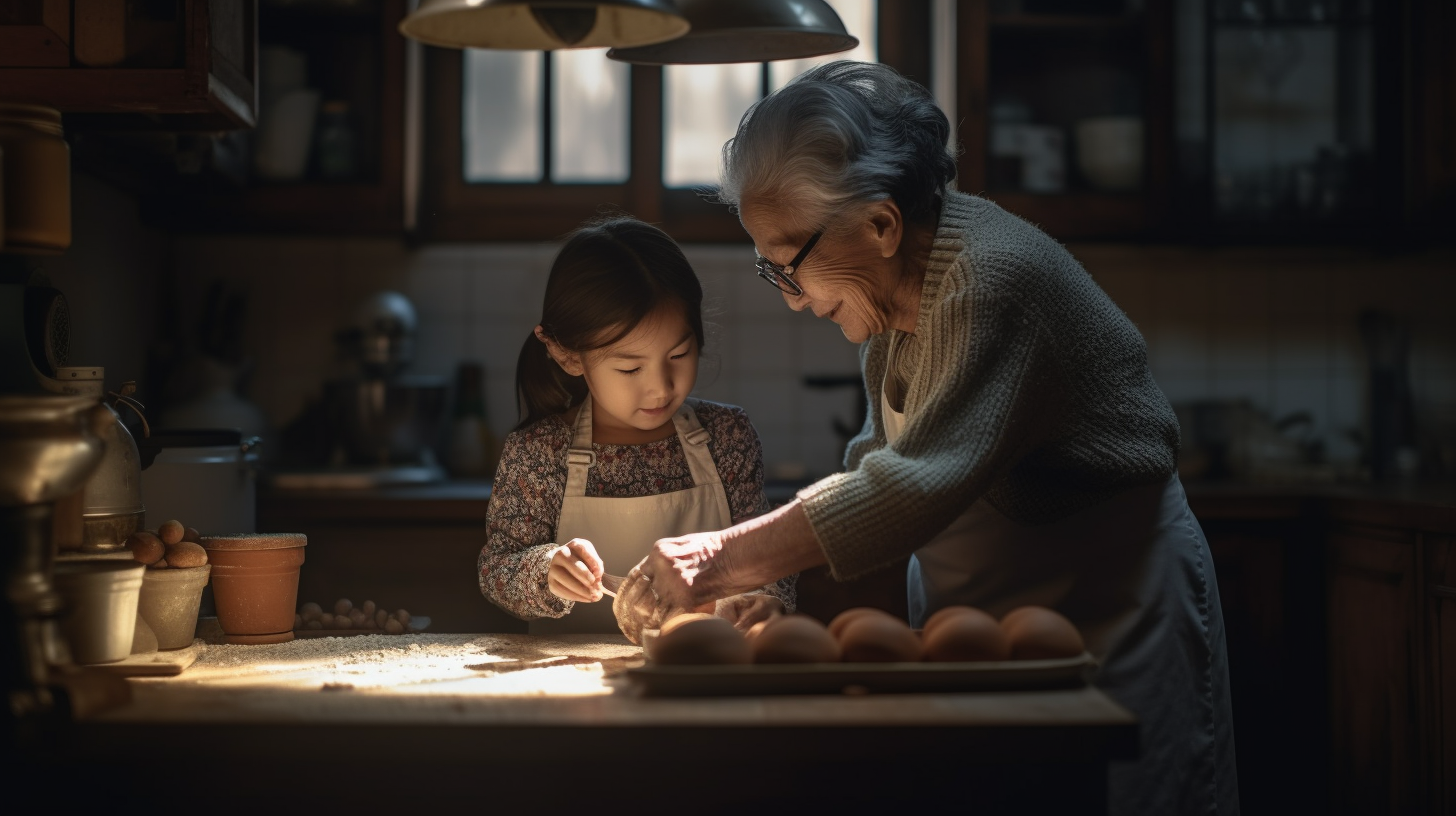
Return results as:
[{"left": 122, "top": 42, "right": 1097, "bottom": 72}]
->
[
  {"left": 1426, "top": 535, "right": 1455, "bottom": 816},
  {"left": 257, "top": 482, "right": 525, "bottom": 635},
  {"left": 954, "top": 0, "right": 1175, "bottom": 239},
  {"left": 140, "top": 0, "right": 407, "bottom": 234},
  {"left": 0, "top": 0, "right": 255, "bottom": 130}
]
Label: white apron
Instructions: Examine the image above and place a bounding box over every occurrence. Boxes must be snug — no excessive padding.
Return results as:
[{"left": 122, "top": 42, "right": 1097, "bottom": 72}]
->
[
  {"left": 529, "top": 395, "right": 733, "bottom": 635},
  {"left": 882, "top": 340, "right": 1240, "bottom": 816}
]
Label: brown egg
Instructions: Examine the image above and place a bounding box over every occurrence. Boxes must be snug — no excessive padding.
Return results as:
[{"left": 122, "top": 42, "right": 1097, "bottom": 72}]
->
[
  {"left": 157, "top": 519, "right": 185, "bottom": 545},
  {"left": 650, "top": 616, "right": 751, "bottom": 665},
  {"left": 827, "top": 607, "right": 895, "bottom": 640},
  {"left": 921, "top": 606, "right": 1010, "bottom": 662},
  {"left": 165, "top": 541, "right": 208, "bottom": 568},
  {"left": 1001, "top": 606, "right": 1085, "bottom": 660},
  {"left": 127, "top": 530, "right": 165, "bottom": 565},
  {"left": 750, "top": 614, "right": 842, "bottom": 664},
  {"left": 838, "top": 614, "right": 923, "bottom": 663},
  {"left": 743, "top": 618, "right": 773, "bottom": 641}
]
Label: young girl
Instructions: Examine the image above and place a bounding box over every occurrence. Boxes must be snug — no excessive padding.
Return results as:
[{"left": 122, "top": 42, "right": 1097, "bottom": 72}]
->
[{"left": 478, "top": 217, "right": 794, "bottom": 635}]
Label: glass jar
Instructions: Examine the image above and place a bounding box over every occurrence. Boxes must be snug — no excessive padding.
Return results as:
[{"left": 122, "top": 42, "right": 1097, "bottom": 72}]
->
[{"left": 0, "top": 104, "right": 70, "bottom": 253}]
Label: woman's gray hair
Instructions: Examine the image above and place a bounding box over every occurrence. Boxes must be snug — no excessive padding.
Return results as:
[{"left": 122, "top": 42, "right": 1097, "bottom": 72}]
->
[{"left": 718, "top": 61, "right": 957, "bottom": 230}]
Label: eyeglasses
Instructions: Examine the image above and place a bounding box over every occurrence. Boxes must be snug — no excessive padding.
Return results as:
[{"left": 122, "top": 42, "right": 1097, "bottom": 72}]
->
[{"left": 754, "top": 230, "right": 822, "bottom": 297}]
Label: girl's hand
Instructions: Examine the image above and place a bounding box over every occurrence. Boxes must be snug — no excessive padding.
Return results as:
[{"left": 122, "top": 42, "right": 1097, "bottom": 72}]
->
[
  {"left": 547, "top": 539, "right": 605, "bottom": 603},
  {"left": 714, "top": 593, "right": 784, "bottom": 631}
]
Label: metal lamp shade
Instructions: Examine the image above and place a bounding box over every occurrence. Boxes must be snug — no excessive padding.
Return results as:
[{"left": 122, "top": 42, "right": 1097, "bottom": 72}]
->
[
  {"left": 606, "top": 0, "right": 858, "bottom": 64},
  {"left": 399, "top": 0, "right": 690, "bottom": 50}
]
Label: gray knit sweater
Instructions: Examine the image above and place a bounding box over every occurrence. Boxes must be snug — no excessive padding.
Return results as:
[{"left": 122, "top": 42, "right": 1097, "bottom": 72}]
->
[{"left": 797, "top": 191, "right": 1179, "bottom": 580}]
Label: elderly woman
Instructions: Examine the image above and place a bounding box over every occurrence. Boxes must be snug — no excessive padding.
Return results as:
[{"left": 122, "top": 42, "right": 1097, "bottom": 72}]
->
[{"left": 613, "top": 61, "right": 1238, "bottom": 815}]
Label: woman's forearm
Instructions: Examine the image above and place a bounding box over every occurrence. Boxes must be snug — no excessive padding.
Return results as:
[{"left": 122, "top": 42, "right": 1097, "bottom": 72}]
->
[{"left": 712, "top": 500, "right": 827, "bottom": 596}]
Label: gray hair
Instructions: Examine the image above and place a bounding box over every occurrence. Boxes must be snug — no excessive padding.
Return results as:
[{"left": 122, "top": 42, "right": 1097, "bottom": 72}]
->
[{"left": 718, "top": 61, "right": 957, "bottom": 230}]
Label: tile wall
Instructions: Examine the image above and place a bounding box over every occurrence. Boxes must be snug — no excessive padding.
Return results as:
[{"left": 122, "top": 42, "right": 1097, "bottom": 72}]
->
[{"left": 163, "top": 233, "right": 1455, "bottom": 482}]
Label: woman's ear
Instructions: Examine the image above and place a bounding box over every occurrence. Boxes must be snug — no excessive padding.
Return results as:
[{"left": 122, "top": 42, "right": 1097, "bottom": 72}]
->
[
  {"left": 535, "top": 325, "right": 585, "bottom": 376},
  {"left": 867, "top": 199, "right": 905, "bottom": 259}
]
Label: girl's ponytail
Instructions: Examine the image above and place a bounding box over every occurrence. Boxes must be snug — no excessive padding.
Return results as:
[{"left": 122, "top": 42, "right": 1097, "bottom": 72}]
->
[{"left": 514, "top": 330, "right": 586, "bottom": 432}]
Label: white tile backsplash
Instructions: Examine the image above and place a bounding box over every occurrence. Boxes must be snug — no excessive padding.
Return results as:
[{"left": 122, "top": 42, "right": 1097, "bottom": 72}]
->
[{"left": 162, "top": 232, "right": 1455, "bottom": 480}]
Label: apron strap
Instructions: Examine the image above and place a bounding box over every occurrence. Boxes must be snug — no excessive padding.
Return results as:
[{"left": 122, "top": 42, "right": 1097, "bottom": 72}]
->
[
  {"left": 564, "top": 394, "right": 595, "bottom": 499},
  {"left": 674, "top": 399, "right": 721, "bottom": 489},
  {"left": 564, "top": 395, "right": 720, "bottom": 497}
]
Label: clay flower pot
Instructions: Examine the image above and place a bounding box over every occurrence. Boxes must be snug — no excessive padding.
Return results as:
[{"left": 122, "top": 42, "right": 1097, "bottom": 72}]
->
[
  {"left": 51, "top": 560, "right": 146, "bottom": 664},
  {"left": 201, "top": 533, "right": 306, "bottom": 645},
  {"left": 137, "top": 564, "right": 212, "bottom": 650}
]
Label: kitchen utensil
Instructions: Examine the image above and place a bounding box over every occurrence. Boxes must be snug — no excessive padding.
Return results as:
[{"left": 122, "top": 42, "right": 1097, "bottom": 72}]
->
[
  {"left": 601, "top": 573, "right": 626, "bottom": 598},
  {"left": 42, "top": 368, "right": 147, "bottom": 553},
  {"left": 138, "top": 428, "right": 262, "bottom": 537}
]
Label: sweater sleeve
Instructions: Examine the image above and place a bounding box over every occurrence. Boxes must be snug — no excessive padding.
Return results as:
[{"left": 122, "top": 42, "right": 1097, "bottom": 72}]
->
[
  {"left": 478, "top": 425, "right": 574, "bottom": 621},
  {"left": 796, "top": 264, "right": 1060, "bottom": 581}
]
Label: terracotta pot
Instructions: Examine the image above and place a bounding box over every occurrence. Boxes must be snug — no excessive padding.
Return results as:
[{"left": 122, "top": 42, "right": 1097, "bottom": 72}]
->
[
  {"left": 201, "top": 534, "right": 306, "bottom": 645},
  {"left": 137, "top": 564, "right": 212, "bottom": 650}
]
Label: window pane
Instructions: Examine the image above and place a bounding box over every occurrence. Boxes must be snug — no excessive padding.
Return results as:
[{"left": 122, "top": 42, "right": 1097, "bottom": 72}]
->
[
  {"left": 663, "top": 63, "right": 761, "bottom": 188},
  {"left": 463, "top": 49, "right": 542, "bottom": 182},
  {"left": 769, "top": 0, "right": 878, "bottom": 91},
  {"left": 552, "top": 48, "right": 630, "bottom": 183}
]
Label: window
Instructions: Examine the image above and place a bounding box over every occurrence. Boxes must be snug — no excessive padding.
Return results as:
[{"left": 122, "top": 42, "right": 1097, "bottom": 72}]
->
[{"left": 424, "top": 1, "right": 918, "bottom": 242}]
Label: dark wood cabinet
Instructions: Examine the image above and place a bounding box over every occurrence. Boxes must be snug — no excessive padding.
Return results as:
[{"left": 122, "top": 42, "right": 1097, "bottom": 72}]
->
[
  {"left": 1326, "top": 523, "right": 1423, "bottom": 816},
  {"left": 0, "top": 0, "right": 256, "bottom": 130},
  {"left": 1422, "top": 534, "right": 1455, "bottom": 816}
]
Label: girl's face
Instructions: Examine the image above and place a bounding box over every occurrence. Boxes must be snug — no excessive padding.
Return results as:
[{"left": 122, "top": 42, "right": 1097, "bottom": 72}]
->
[{"left": 561, "top": 304, "right": 700, "bottom": 444}]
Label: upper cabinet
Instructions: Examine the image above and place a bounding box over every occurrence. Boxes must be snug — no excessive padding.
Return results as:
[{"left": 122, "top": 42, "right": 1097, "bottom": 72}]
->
[
  {"left": 952, "top": 0, "right": 1454, "bottom": 243},
  {"left": 0, "top": 0, "right": 256, "bottom": 130}
]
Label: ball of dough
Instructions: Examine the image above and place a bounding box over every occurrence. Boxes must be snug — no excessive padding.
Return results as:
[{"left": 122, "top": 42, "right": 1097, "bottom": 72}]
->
[
  {"left": 651, "top": 615, "right": 750, "bottom": 666},
  {"left": 127, "top": 531, "right": 165, "bottom": 565},
  {"left": 837, "top": 614, "right": 923, "bottom": 663},
  {"left": 157, "top": 519, "right": 185, "bottom": 545},
  {"left": 921, "top": 606, "right": 1010, "bottom": 662},
  {"left": 334, "top": 598, "right": 352, "bottom": 616},
  {"left": 1001, "top": 606, "right": 1084, "bottom": 660},
  {"left": 750, "top": 614, "right": 841, "bottom": 664},
  {"left": 165, "top": 541, "right": 208, "bottom": 568}
]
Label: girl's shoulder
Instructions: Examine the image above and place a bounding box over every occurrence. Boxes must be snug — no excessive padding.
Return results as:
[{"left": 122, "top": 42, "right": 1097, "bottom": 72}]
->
[
  {"left": 503, "top": 412, "right": 573, "bottom": 452},
  {"left": 688, "top": 399, "right": 758, "bottom": 437}
]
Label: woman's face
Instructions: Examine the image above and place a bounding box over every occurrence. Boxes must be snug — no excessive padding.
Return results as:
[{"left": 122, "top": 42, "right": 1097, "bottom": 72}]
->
[
  {"left": 740, "top": 201, "right": 905, "bottom": 344},
  {"left": 574, "top": 304, "right": 700, "bottom": 443}
]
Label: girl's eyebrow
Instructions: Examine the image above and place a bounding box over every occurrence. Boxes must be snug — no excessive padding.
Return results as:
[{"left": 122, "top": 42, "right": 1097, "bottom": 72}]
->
[{"left": 606, "top": 330, "right": 695, "bottom": 360}]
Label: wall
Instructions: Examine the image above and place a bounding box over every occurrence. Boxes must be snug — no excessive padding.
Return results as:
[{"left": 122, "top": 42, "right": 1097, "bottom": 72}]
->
[{"left": 167, "top": 233, "right": 1456, "bottom": 483}]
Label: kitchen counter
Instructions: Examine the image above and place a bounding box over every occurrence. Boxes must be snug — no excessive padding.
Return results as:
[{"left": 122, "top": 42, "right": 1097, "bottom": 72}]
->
[{"left": 29, "top": 634, "right": 1137, "bottom": 811}]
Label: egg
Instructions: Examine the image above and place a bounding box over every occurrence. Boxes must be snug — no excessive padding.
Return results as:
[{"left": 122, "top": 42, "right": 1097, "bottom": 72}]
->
[
  {"left": 920, "top": 606, "right": 1010, "bottom": 662},
  {"left": 1001, "top": 606, "right": 1085, "bottom": 660},
  {"left": 827, "top": 607, "right": 895, "bottom": 640},
  {"left": 157, "top": 519, "right": 185, "bottom": 545},
  {"left": 750, "top": 614, "right": 842, "bottom": 664},
  {"left": 650, "top": 615, "right": 751, "bottom": 665},
  {"left": 837, "top": 614, "right": 923, "bottom": 663}
]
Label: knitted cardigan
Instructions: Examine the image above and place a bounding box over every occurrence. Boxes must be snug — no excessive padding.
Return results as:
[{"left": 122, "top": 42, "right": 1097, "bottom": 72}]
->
[{"left": 796, "top": 191, "right": 1180, "bottom": 580}]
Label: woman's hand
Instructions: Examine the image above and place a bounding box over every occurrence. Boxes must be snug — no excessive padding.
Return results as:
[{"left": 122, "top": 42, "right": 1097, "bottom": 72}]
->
[
  {"left": 547, "top": 539, "right": 604, "bottom": 603},
  {"left": 714, "top": 593, "right": 784, "bottom": 631}
]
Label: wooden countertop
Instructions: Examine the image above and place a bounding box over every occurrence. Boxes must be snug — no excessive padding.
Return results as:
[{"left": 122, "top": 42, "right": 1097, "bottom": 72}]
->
[{"left": 31, "top": 634, "right": 1138, "bottom": 811}]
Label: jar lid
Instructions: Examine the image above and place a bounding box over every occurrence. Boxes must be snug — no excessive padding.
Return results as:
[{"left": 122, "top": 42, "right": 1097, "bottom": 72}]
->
[
  {"left": 0, "top": 103, "right": 64, "bottom": 136},
  {"left": 201, "top": 533, "right": 307, "bottom": 551}
]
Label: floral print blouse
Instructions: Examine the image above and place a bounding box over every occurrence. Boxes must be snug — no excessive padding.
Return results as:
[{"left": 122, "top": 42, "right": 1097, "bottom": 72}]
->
[{"left": 479, "top": 399, "right": 795, "bottom": 620}]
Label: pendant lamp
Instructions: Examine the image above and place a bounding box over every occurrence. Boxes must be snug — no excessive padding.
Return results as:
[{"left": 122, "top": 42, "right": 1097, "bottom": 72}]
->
[
  {"left": 398, "top": 0, "right": 690, "bottom": 51},
  {"left": 606, "top": 0, "right": 858, "bottom": 64}
]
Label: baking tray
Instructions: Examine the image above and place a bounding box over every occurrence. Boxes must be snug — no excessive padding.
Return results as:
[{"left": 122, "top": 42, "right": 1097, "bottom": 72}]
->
[
  {"left": 293, "top": 616, "right": 431, "bottom": 639},
  {"left": 626, "top": 652, "right": 1095, "bottom": 697}
]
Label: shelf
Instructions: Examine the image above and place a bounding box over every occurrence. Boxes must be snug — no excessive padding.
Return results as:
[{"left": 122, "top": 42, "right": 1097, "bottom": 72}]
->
[{"left": 983, "top": 191, "right": 1152, "bottom": 239}]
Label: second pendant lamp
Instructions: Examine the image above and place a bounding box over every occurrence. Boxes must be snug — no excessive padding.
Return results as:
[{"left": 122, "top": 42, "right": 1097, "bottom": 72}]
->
[
  {"left": 606, "top": 0, "right": 859, "bottom": 64},
  {"left": 398, "top": 0, "right": 690, "bottom": 50}
]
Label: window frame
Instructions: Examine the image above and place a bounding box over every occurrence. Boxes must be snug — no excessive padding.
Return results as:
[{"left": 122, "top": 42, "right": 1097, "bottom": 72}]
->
[{"left": 419, "top": 4, "right": 930, "bottom": 243}]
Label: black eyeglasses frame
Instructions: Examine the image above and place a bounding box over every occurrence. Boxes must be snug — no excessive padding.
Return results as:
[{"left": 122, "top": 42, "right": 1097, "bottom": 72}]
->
[{"left": 754, "top": 230, "right": 823, "bottom": 296}]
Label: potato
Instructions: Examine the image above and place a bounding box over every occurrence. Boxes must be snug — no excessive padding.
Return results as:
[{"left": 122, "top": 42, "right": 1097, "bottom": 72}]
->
[
  {"left": 375, "top": 609, "right": 389, "bottom": 628},
  {"left": 165, "top": 541, "right": 208, "bottom": 568},
  {"left": 334, "top": 615, "right": 353, "bottom": 630},
  {"left": 361, "top": 600, "right": 376, "bottom": 617},
  {"left": 148, "top": 558, "right": 169, "bottom": 569},
  {"left": 393, "top": 609, "right": 410, "bottom": 625},
  {"left": 306, "top": 619, "right": 324, "bottom": 630},
  {"left": 317, "top": 613, "right": 335, "bottom": 628},
  {"left": 183, "top": 526, "right": 201, "bottom": 543},
  {"left": 294, "top": 614, "right": 305, "bottom": 630},
  {"left": 334, "top": 598, "right": 352, "bottom": 616},
  {"left": 127, "top": 530, "right": 165, "bottom": 565},
  {"left": 157, "top": 519, "right": 185, "bottom": 545},
  {"left": 349, "top": 608, "right": 367, "bottom": 627},
  {"left": 300, "top": 602, "right": 323, "bottom": 622},
  {"left": 384, "top": 618, "right": 404, "bottom": 634}
]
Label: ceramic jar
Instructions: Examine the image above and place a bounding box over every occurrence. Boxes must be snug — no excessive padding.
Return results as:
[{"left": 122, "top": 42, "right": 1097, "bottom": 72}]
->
[
  {"left": 202, "top": 533, "right": 306, "bottom": 644},
  {"left": 51, "top": 560, "right": 145, "bottom": 664},
  {"left": 0, "top": 103, "right": 70, "bottom": 252},
  {"left": 137, "top": 564, "right": 212, "bottom": 650}
]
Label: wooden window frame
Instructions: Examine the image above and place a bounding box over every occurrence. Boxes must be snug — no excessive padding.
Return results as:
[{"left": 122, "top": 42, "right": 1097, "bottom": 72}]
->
[{"left": 418, "top": 3, "right": 930, "bottom": 243}]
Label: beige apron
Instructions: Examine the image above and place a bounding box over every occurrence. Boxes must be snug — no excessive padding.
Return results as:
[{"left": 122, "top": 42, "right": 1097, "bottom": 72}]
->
[
  {"left": 529, "top": 395, "right": 732, "bottom": 635},
  {"left": 881, "top": 337, "right": 1239, "bottom": 816}
]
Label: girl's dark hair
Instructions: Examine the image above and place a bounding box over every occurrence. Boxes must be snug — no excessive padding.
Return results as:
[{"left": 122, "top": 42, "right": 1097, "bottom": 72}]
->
[{"left": 514, "top": 217, "right": 705, "bottom": 430}]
